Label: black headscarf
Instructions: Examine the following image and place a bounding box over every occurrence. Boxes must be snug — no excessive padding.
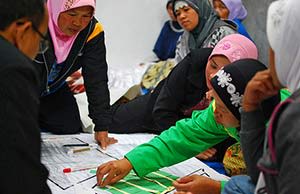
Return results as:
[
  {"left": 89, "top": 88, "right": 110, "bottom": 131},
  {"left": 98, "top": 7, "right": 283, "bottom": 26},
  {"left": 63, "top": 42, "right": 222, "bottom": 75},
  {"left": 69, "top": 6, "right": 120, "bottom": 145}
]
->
[{"left": 211, "top": 59, "right": 281, "bottom": 121}]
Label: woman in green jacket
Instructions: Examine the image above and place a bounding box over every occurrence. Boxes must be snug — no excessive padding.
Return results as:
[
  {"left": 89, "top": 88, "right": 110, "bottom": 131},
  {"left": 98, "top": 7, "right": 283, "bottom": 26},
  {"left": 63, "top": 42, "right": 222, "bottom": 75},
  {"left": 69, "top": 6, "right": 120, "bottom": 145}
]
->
[
  {"left": 96, "top": 59, "right": 289, "bottom": 194},
  {"left": 95, "top": 59, "right": 290, "bottom": 194}
]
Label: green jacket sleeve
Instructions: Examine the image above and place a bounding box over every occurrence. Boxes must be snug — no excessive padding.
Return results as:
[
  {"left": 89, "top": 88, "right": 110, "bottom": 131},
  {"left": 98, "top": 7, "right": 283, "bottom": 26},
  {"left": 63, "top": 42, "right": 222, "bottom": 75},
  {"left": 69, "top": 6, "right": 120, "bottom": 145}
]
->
[{"left": 125, "top": 102, "right": 234, "bottom": 177}]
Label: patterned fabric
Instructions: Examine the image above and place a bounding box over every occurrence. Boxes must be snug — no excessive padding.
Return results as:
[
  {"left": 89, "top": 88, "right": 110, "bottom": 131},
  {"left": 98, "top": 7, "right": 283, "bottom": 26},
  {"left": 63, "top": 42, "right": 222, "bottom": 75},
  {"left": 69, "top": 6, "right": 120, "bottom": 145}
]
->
[
  {"left": 175, "top": 24, "right": 236, "bottom": 64},
  {"left": 223, "top": 142, "right": 247, "bottom": 176},
  {"left": 208, "top": 33, "right": 257, "bottom": 63},
  {"left": 203, "top": 26, "right": 235, "bottom": 48},
  {"left": 141, "top": 60, "right": 175, "bottom": 92},
  {"left": 211, "top": 59, "right": 267, "bottom": 120},
  {"left": 215, "top": 69, "right": 243, "bottom": 108}
]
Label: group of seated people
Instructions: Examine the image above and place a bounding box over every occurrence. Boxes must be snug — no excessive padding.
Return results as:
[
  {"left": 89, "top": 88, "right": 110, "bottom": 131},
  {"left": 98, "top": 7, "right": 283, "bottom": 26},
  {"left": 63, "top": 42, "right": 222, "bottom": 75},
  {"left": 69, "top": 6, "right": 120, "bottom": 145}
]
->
[{"left": 1, "top": 0, "right": 300, "bottom": 194}]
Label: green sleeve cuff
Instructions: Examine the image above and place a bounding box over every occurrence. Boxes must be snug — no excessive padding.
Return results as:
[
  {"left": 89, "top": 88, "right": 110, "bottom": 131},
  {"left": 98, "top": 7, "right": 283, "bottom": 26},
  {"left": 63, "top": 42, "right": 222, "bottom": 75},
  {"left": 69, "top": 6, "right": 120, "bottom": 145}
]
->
[{"left": 220, "top": 180, "right": 228, "bottom": 192}]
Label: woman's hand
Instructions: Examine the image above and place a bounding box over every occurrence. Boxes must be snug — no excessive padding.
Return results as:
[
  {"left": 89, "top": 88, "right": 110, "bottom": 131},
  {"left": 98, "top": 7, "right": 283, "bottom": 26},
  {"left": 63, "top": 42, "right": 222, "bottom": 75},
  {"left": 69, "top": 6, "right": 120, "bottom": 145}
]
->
[
  {"left": 96, "top": 158, "right": 133, "bottom": 187},
  {"left": 67, "top": 71, "right": 85, "bottom": 94},
  {"left": 173, "top": 175, "right": 221, "bottom": 194},
  {"left": 243, "top": 69, "right": 280, "bottom": 112},
  {"left": 94, "top": 131, "right": 118, "bottom": 150}
]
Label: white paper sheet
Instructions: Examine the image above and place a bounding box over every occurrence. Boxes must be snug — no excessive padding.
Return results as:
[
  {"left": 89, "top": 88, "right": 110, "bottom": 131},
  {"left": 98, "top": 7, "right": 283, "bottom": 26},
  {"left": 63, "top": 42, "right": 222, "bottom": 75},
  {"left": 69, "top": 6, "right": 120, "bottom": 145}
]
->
[
  {"left": 42, "top": 136, "right": 112, "bottom": 190},
  {"left": 43, "top": 133, "right": 229, "bottom": 194}
]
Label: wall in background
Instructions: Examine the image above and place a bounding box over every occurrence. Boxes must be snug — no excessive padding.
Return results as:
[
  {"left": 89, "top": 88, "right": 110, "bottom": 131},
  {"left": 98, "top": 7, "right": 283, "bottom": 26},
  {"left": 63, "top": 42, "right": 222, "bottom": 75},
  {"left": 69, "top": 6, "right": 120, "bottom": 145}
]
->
[
  {"left": 243, "top": 0, "right": 275, "bottom": 65},
  {"left": 94, "top": 0, "right": 275, "bottom": 68},
  {"left": 95, "top": 0, "right": 168, "bottom": 69}
]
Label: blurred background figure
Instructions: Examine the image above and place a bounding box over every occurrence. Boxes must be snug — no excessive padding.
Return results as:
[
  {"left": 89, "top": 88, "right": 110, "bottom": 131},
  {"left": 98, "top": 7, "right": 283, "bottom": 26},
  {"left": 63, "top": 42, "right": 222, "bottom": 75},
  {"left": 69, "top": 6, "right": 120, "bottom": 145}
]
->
[
  {"left": 153, "top": 0, "right": 184, "bottom": 61},
  {"left": 173, "top": 0, "right": 236, "bottom": 64},
  {"left": 212, "top": 0, "right": 252, "bottom": 40}
]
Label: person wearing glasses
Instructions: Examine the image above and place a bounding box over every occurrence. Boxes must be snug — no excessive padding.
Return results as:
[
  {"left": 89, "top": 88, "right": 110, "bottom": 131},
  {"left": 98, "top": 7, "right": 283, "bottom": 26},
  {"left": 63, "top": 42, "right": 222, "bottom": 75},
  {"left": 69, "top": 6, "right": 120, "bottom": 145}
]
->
[
  {"left": 34, "top": 0, "right": 117, "bottom": 149},
  {"left": 0, "top": 0, "right": 51, "bottom": 193}
]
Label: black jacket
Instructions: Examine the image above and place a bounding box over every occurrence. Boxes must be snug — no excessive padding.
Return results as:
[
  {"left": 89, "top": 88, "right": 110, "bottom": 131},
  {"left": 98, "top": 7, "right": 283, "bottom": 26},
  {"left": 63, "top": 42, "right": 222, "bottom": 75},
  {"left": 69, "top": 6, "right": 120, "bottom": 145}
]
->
[
  {"left": 35, "top": 18, "right": 111, "bottom": 131},
  {"left": 0, "top": 36, "right": 50, "bottom": 194},
  {"left": 110, "top": 48, "right": 212, "bottom": 134},
  {"left": 152, "top": 48, "right": 213, "bottom": 131}
]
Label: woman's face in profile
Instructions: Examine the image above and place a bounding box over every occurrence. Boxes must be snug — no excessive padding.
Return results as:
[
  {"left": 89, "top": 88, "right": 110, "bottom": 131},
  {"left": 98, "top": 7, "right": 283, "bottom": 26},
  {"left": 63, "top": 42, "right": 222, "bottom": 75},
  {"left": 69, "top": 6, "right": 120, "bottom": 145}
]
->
[
  {"left": 212, "top": 89, "right": 239, "bottom": 128},
  {"left": 167, "top": 3, "right": 177, "bottom": 21},
  {"left": 205, "top": 55, "right": 230, "bottom": 90},
  {"left": 175, "top": 5, "right": 199, "bottom": 31}
]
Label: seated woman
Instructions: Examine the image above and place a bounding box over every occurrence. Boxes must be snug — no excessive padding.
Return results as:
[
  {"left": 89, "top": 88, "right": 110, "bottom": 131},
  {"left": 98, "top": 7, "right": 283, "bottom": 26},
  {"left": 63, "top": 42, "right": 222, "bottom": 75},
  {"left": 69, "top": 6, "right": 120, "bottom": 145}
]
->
[
  {"left": 223, "top": 0, "right": 300, "bottom": 193},
  {"left": 95, "top": 59, "right": 289, "bottom": 194},
  {"left": 141, "top": 0, "right": 237, "bottom": 93},
  {"left": 110, "top": 34, "right": 258, "bottom": 134},
  {"left": 152, "top": 0, "right": 184, "bottom": 61},
  {"left": 212, "top": 0, "right": 252, "bottom": 40},
  {"left": 139, "top": 0, "right": 184, "bottom": 93},
  {"left": 172, "top": 0, "right": 237, "bottom": 64},
  {"left": 111, "top": 34, "right": 258, "bottom": 174}
]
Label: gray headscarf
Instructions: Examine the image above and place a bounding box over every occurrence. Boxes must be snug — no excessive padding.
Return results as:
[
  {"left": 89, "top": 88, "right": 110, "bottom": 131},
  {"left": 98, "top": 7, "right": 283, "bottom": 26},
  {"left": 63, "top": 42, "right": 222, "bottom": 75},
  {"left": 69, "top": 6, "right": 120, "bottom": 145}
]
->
[
  {"left": 267, "top": 0, "right": 300, "bottom": 92},
  {"left": 173, "top": 0, "right": 218, "bottom": 50}
]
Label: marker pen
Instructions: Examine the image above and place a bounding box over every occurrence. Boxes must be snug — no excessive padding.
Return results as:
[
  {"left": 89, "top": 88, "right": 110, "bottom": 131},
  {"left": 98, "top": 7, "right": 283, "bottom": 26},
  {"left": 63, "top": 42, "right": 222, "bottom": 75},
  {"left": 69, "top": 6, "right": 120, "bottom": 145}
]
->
[
  {"left": 63, "top": 165, "right": 98, "bottom": 173},
  {"left": 67, "top": 145, "right": 97, "bottom": 154},
  {"left": 63, "top": 143, "right": 89, "bottom": 147}
]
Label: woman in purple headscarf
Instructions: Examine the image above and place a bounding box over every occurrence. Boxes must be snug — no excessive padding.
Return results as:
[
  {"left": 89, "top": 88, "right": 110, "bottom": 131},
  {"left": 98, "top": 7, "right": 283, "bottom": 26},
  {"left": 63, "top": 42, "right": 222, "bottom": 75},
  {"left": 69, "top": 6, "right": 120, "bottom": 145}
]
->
[{"left": 213, "top": 0, "right": 252, "bottom": 40}]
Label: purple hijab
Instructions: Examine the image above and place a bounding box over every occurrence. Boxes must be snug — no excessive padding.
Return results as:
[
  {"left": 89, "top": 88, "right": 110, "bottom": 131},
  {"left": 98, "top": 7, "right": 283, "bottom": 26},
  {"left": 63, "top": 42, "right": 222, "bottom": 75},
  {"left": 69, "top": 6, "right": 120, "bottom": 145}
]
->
[{"left": 221, "top": 0, "right": 247, "bottom": 20}]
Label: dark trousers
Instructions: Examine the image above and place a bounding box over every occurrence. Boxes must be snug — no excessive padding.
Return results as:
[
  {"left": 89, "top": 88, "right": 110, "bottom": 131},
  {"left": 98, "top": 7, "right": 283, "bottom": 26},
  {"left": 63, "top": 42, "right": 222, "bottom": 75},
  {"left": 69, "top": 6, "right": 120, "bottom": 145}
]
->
[
  {"left": 110, "top": 93, "right": 160, "bottom": 134},
  {"left": 39, "top": 83, "right": 82, "bottom": 134}
]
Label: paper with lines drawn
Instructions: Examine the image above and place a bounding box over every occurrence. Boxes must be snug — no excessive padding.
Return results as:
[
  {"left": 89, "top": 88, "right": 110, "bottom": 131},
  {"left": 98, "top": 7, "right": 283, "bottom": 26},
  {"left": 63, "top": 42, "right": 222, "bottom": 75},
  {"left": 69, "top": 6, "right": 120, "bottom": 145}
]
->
[
  {"left": 42, "top": 133, "right": 229, "bottom": 194},
  {"left": 41, "top": 136, "right": 112, "bottom": 190}
]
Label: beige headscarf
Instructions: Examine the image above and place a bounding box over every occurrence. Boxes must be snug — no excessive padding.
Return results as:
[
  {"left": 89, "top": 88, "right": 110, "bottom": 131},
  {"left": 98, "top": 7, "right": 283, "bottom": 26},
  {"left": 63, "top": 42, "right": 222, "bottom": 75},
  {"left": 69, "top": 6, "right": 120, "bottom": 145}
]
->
[{"left": 267, "top": 0, "right": 300, "bottom": 92}]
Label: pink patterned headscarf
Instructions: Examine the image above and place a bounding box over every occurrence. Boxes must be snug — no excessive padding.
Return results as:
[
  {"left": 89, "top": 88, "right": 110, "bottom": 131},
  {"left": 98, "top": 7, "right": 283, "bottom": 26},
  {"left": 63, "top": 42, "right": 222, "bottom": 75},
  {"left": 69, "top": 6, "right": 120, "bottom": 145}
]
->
[
  {"left": 209, "top": 34, "right": 258, "bottom": 63},
  {"left": 47, "top": 0, "right": 96, "bottom": 63}
]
